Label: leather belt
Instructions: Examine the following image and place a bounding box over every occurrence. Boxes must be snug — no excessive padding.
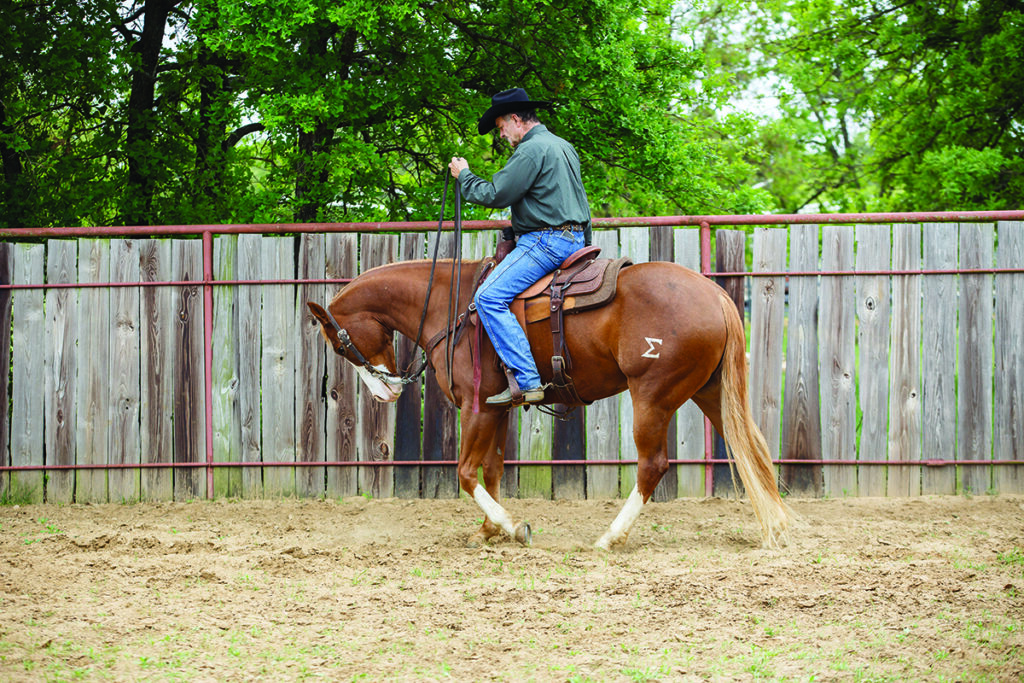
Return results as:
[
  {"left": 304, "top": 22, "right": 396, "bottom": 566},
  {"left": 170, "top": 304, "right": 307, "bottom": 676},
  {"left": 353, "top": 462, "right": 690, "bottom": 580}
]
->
[{"left": 542, "top": 222, "right": 585, "bottom": 232}]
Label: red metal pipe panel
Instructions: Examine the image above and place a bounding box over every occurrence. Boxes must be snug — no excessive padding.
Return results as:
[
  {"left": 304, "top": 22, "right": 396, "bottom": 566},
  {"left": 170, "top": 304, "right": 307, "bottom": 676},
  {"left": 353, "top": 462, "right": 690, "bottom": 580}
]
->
[
  {"left": 3, "top": 209, "right": 1023, "bottom": 239},
  {"left": 4, "top": 210, "right": 1023, "bottom": 497}
]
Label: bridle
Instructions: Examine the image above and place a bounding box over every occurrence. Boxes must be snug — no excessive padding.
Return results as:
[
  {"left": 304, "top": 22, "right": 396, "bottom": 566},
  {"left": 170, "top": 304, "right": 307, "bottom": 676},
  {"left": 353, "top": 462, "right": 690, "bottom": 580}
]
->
[
  {"left": 333, "top": 328, "right": 425, "bottom": 386},
  {"left": 328, "top": 174, "right": 466, "bottom": 387}
]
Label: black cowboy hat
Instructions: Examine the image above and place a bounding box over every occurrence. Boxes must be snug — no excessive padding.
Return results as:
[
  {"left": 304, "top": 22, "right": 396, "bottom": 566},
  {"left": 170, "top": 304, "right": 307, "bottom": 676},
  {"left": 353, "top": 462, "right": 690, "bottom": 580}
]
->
[{"left": 477, "top": 88, "right": 552, "bottom": 135}]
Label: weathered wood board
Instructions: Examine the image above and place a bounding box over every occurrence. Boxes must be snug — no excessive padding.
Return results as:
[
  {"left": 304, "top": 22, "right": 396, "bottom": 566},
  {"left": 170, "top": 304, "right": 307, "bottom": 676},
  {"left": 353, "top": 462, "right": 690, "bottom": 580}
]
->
[
  {"left": 994, "top": 221, "right": 1024, "bottom": 493},
  {"left": 780, "top": 225, "right": 823, "bottom": 496},
  {"left": 820, "top": 226, "right": 856, "bottom": 497},
  {"left": 11, "top": 244, "right": 45, "bottom": 502},
  {"left": 45, "top": 241, "right": 78, "bottom": 503},
  {"left": 76, "top": 239, "right": 110, "bottom": 503},
  {"left": 172, "top": 239, "right": 205, "bottom": 501},
  {"left": 855, "top": 225, "right": 891, "bottom": 497},
  {"left": 296, "top": 233, "right": 326, "bottom": 498},
  {"left": 957, "top": 224, "right": 993, "bottom": 495},
  {"left": 140, "top": 240, "right": 174, "bottom": 501},
  {"left": 921, "top": 223, "right": 958, "bottom": 495},
  {"left": 749, "top": 228, "right": 786, "bottom": 495},
  {"left": 109, "top": 239, "right": 141, "bottom": 502}
]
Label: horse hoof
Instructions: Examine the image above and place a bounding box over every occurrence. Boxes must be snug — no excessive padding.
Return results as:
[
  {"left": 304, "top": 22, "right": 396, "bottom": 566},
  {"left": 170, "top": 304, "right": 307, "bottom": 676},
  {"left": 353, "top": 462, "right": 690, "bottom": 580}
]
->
[
  {"left": 514, "top": 522, "right": 532, "bottom": 546},
  {"left": 466, "top": 531, "right": 487, "bottom": 549},
  {"left": 594, "top": 532, "right": 626, "bottom": 551}
]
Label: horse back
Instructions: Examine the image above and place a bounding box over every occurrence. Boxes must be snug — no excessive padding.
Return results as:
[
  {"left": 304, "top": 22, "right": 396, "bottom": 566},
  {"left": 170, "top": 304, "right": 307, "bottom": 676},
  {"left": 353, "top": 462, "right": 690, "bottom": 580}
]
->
[
  {"left": 525, "top": 261, "right": 730, "bottom": 402},
  {"left": 613, "top": 260, "right": 729, "bottom": 324}
]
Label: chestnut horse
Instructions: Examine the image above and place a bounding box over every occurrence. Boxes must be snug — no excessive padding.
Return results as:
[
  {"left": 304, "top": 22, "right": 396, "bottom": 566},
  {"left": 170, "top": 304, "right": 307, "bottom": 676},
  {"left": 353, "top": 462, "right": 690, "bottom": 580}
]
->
[{"left": 308, "top": 257, "right": 791, "bottom": 549}]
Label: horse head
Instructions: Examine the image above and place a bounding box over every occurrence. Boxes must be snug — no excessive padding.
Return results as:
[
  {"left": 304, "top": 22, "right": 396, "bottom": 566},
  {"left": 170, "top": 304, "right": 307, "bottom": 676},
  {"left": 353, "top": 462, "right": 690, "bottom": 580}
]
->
[{"left": 307, "top": 300, "right": 403, "bottom": 403}]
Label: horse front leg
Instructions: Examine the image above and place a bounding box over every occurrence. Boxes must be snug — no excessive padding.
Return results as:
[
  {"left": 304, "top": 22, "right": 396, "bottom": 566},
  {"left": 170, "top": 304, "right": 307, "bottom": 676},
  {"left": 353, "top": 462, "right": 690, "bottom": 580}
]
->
[
  {"left": 459, "top": 409, "right": 531, "bottom": 547},
  {"left": 466, "top": 410, "right": 514, "bottom": 547}
]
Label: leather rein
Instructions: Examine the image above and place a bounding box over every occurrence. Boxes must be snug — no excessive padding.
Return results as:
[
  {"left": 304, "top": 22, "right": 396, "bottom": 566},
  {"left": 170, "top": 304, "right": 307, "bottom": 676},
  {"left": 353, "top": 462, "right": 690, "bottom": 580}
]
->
[{"left": 330, "top": 174, "right": 471, "bottom": 389}]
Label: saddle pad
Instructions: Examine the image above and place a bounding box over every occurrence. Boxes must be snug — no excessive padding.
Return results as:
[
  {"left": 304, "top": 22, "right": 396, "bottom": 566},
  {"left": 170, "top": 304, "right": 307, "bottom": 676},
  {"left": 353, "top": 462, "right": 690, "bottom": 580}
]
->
[
  {"left": 523, "top": 256, "right": 632, "bottom": 324},
  {"left": 517, "top": 256, "right": 613, "bottom": 301}
]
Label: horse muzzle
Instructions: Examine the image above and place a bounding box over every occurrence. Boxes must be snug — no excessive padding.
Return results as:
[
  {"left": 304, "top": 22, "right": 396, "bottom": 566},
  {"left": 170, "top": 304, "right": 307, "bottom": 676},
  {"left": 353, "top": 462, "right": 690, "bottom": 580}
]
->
[{"left": 355, "top": 365, "right": 404, "bottom": 403}]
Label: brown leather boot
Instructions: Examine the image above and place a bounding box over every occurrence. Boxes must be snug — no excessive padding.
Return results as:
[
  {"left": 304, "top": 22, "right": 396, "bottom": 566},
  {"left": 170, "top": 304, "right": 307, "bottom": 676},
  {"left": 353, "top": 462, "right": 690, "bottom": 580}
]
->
[{"left": 485, "top": 386, "right": 545, "bottom": 406}]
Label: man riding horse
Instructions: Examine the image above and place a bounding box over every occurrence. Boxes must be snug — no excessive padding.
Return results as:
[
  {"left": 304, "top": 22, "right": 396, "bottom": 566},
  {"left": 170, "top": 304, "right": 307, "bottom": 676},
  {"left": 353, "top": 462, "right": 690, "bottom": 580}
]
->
[
  {"left": 309, "top": 87, "right": 792, "bottom": 551},
  {"left": 448, "top": 87, "right": 592, "bottom": 407}
]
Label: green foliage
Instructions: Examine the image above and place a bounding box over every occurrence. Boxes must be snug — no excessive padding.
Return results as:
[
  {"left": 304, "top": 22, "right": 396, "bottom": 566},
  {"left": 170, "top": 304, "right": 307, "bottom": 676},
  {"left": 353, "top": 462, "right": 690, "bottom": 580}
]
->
[
  {"left": 5, "top": 1, "right": 1019, "bottom": 227},
  {"left": 0, "top": 0, "right": 772, "bottom": 229},
  {"left": 0, "top": 0, "right": 122, "bottom": 227},
  {"left": 720, "top": 0, "right": 1024, "bottom": 211}
]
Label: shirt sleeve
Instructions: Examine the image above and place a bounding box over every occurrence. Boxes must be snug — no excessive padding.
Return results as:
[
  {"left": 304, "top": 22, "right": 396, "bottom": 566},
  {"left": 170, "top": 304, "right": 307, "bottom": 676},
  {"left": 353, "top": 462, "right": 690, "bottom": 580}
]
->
[{"left": 458, "top": 151, "right": 539, "bottom": 209}]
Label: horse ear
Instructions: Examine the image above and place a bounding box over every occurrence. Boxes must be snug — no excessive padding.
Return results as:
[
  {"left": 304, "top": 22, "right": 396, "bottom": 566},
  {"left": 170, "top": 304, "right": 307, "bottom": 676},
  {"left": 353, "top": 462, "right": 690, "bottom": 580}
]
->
[
  {"left": 306, "top": 301, "right": 333, "bottom": 327},
  {"left": 307, "top": 301, "right": 349, "bottom": 356},
  {"left": 307, "top": 301, "right": 342, "bottom": 342}
]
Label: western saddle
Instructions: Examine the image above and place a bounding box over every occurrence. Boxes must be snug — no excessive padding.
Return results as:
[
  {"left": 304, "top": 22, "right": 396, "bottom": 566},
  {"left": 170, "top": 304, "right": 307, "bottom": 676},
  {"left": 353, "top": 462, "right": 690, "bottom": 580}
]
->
[{"left": 472, "top": 245, "right": 632, "bottom": 410}]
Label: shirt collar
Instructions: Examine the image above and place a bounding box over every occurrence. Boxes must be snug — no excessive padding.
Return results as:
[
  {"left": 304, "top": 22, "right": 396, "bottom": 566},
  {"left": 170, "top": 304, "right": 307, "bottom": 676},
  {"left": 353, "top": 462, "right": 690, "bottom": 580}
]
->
[{"left": 520, "top": 123, "right": 547, "bottom": 144}]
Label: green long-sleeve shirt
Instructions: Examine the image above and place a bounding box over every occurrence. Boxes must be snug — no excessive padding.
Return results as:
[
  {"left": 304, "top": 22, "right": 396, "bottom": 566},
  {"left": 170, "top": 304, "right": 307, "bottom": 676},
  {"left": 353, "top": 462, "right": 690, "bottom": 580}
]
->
[{"left": 458, "top": 124, "right": 592, "bottom": 245}]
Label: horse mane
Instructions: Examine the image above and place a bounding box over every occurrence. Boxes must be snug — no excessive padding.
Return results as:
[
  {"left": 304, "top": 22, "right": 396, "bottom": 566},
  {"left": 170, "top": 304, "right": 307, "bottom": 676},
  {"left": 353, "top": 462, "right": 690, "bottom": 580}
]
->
[
  {"left": 355, "top": 258, "right": 485, "bottom": 281},
  {"left": 332, "top": 258, "right": 488, "bottom": 317}
]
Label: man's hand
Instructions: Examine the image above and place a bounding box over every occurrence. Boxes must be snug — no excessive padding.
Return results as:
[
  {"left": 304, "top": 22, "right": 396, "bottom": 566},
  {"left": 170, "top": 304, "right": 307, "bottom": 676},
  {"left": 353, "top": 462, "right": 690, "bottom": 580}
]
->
[{"left": 448, "top": 156, "right": 469, "bottom": 178}]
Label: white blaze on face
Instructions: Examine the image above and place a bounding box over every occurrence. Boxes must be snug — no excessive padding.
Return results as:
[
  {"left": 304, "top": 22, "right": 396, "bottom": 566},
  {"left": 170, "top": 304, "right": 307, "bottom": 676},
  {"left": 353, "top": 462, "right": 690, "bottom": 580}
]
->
[{"left": 355, "top": 364, "right": 403, "bottom": 403}]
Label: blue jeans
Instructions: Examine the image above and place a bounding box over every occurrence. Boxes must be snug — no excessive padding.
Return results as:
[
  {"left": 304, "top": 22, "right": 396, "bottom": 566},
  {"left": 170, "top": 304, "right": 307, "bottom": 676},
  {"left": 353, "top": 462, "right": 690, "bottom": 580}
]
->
[{"left": 474, "top": 229, "right": 586, "bottom": 391}]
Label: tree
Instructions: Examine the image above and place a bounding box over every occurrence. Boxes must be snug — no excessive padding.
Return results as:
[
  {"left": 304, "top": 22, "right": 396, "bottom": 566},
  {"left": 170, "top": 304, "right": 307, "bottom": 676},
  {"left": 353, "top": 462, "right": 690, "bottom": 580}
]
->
[
  {"left": 0, "top": 0, "right": 120, "bottom": 229},
  {"left": 1, "top": 0, "right": 774, "bottom": 229},
  {"left": 194, "top": 0, "right": 775, "bottom": 222},
  {"left": 725, "top": 0, "right": 1024, "bottom": 211}
]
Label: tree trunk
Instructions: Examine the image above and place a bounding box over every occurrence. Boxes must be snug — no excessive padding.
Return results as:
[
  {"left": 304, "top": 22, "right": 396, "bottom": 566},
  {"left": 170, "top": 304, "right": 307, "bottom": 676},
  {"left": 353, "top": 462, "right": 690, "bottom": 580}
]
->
[
  {"left": 123, "top": 0, "right": 181, "bottom": 226},
  {"left": 293, "top": 25, "right": 350, "bottom": 223},
  {"left": 0, "top": 102, "right": 26, "bottom": 229}
]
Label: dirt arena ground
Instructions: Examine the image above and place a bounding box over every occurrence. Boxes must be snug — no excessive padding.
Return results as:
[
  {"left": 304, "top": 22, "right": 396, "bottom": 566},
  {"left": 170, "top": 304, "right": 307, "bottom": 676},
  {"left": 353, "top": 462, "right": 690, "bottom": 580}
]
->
[{"left": 1, "top": 494, "right": 1022, "bottom": 681}]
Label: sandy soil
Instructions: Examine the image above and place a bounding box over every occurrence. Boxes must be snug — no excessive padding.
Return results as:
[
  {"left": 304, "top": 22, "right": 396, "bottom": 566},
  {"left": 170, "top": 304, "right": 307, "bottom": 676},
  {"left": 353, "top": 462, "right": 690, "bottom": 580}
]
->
[{"left": 1, "top": 495, "right": 1023, "bottom": 681}]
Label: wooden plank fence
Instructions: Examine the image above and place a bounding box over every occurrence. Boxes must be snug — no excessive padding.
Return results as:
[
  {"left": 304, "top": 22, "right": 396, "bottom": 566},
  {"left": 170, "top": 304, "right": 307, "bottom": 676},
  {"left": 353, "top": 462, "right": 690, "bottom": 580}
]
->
[{"left": 2, "top": 221, "right": 1023, "bottom": 503}]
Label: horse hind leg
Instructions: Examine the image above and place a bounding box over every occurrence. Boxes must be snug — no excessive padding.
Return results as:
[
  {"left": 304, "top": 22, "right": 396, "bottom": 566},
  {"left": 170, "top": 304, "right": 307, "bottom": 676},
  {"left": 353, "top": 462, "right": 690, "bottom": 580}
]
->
[{"left": 595, "top": 403, "right": 674, "bottom": 550}]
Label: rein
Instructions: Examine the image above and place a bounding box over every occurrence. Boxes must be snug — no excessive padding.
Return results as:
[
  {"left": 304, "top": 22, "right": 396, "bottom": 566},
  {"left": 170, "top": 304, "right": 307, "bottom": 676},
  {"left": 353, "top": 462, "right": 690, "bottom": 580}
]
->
[
  {"left": 445, "top": 180, "right": 464, "bottom": 394},
  {"left": 331, "top": 174, "right": 465, "bottom": 388}
]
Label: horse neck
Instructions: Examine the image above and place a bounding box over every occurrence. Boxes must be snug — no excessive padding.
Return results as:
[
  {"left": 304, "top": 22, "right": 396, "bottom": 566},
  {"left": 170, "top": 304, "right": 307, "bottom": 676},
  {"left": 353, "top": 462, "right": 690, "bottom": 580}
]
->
[{"left": 355, "top": 259, "right": 483, "bottom": 344}]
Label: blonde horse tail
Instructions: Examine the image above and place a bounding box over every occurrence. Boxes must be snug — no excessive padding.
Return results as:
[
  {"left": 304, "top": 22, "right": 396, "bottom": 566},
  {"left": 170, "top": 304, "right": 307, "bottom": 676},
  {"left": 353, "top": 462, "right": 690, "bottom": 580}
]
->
[{"left": 717, "top": 293, "right": 792, "bottom": 548}]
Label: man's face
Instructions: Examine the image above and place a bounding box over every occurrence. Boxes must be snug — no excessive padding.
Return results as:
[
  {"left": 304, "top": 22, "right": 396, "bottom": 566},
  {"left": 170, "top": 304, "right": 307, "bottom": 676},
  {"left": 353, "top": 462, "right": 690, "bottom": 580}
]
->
[{"left": 495, "top": 114, "right": 526, "bottom": 148}]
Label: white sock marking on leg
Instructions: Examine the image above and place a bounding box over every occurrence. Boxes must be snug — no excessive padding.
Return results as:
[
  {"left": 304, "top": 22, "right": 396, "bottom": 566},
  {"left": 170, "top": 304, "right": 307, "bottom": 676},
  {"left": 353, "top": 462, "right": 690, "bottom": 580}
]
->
[
  {"left": 596, "top": 485, "right": 645, "bottom": 549},
  {"left": 473, "top": 485, "right": 516, "bottom": 537}
]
